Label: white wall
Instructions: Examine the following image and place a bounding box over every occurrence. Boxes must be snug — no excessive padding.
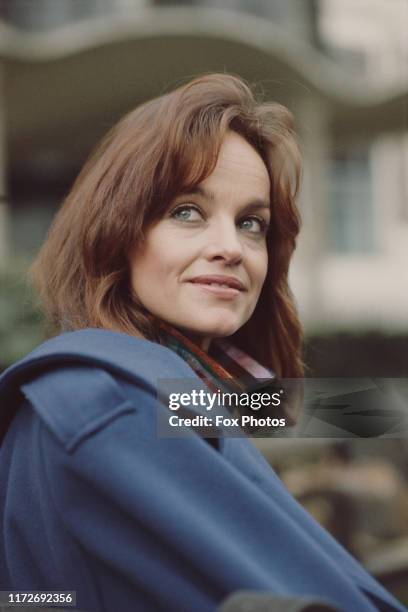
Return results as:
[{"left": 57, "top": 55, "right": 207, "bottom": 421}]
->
[{"left": 290, "top": 0, "right": 408, "bottom": 332}]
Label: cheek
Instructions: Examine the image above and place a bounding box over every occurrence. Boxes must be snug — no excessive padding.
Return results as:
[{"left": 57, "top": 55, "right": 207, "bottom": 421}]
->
[
  {"left": 130, "top": 235, "right": 185, "bottom": 292},
  {"left": 252, "top": 249, "right": 269, "bottom": 290},
  {"left": 129, "top": 247, "right": 157, "bottom": 294}
]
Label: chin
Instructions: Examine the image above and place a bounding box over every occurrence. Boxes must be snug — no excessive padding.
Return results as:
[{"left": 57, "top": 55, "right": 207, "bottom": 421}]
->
[{"left": 188, "top": 317, "right": 242, "bottom": 339}]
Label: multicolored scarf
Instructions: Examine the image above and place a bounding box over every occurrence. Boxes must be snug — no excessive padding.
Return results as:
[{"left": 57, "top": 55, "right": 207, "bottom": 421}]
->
[{"left": 155, "top": 318, "right": 285, "bottom": 424}]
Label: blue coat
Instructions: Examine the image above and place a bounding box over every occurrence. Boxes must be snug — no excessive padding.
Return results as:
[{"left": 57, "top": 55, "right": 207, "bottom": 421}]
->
[{"left": 0, "top": 329, "right": 405, "bottom": 612}]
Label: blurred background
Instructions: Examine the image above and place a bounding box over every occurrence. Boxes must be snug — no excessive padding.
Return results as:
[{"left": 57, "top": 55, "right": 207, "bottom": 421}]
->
[{"left": 0, "top": 0, "right": 407, "bottom": 605}]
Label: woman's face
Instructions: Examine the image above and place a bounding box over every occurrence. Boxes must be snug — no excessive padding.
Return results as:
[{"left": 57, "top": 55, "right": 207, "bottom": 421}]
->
[{"left": 129, "top": 131, "right": 271, "bottom": 351}]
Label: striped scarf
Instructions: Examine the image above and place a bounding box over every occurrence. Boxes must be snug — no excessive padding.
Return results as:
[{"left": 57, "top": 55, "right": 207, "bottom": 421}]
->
[{"left": 155, "top": 319, "right": 284, "bottom": 423}]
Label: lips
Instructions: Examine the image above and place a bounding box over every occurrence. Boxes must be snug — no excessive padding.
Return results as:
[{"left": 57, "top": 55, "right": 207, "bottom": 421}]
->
[{"left": 188, "top": 275, "right": 246, "bottom": 291}]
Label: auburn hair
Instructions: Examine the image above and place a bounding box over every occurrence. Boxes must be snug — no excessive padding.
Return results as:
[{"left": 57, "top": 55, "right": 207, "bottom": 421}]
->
[{"left": 30, "top": 73, "right": 304, "bottom": 378}]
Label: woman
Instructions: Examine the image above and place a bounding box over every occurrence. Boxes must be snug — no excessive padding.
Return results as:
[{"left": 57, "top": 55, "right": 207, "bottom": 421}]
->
[{"left": 0, "top": 74, "right": 404, "bottom": 612}]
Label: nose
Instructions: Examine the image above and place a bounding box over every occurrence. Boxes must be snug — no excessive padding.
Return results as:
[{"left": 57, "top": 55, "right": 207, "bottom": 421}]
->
[{"left": 203, "top": 218, "right": 243, "bottom": 265}]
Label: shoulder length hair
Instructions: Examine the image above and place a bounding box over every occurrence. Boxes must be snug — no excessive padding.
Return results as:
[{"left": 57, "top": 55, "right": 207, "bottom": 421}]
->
[{"left": 30, "top": 73, "right": 304, "bottom": 379}]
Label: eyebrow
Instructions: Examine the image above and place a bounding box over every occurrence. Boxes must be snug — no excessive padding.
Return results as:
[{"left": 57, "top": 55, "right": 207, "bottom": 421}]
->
[{"left": 179, "top": 185, "right": 271, "bottom": 213}]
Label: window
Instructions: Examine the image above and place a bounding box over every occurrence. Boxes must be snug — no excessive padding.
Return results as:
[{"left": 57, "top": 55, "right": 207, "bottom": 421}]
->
[{"left": 327, "top": 147, "right": 375, "bottom": 253}]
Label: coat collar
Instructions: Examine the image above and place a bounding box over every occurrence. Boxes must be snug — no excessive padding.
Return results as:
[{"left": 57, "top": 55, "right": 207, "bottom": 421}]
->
[
  {"left": 0, "top": 328, "right": 203, "bottom": 444},
  {"left": 0, "top": 326, "right": 285, "bottom": 444}
]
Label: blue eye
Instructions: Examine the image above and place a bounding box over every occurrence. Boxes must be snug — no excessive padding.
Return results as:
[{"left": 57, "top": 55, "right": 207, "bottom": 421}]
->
[
  {"left": 239, "top": 216, "right": 269, "bottom": 234},
  {"left": 170, "top": 205, "right": 269, "bottom": 235},
  {"left": 170, "top": 205, "right": 203, "bottom": 222}
]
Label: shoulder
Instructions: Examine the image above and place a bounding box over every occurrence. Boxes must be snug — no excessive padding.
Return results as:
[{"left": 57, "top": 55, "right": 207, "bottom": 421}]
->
[
  {"left": 0, "top": 328, "right": 196, "bottom": 450},
  {"left": 1, "top": 328, "right": 194, "bottom": 388},
  {"left": 0, "top": 328, "right": 197, "bottom": 397}
]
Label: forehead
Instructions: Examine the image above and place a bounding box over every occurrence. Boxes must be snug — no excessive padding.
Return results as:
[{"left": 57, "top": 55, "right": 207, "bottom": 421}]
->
[{"left": 201, "top": 131, "right": 270, "bottom": 198}]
